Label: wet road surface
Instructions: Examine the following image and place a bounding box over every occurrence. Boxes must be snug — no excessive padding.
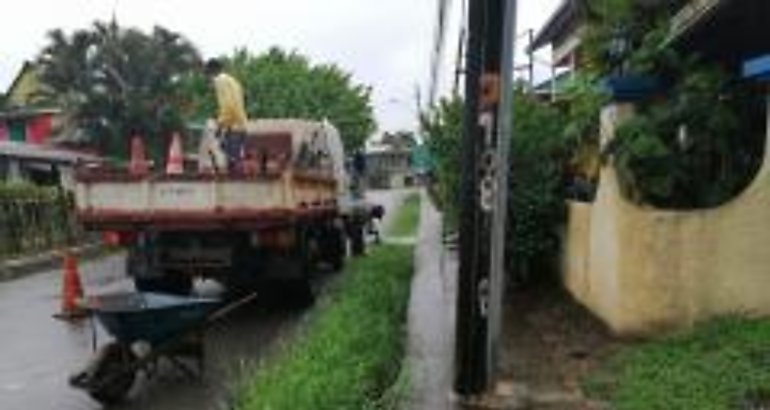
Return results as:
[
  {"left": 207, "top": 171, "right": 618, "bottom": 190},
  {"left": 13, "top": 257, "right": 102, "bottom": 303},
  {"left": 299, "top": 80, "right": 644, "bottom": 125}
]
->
[{"left": 0, "top": 189, "right": 406, "bottom": 410}]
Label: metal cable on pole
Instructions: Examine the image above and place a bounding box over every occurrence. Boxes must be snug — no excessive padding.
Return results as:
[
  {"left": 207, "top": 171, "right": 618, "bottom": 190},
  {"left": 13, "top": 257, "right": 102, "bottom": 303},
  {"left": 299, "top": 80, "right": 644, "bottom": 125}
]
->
[{"left": 453, "top": 0, "right": 468, "bottom": 95}]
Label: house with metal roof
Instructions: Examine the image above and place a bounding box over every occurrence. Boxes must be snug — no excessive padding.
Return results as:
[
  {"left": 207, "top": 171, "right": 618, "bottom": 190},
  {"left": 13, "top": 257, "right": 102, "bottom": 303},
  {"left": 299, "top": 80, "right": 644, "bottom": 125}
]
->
[
  {"left": 364, "top": 132, "right": 417, "bottom": 189},
  {"left": 531, "top": 0, "right": 770, "bottom": 75},
  {"left": 0, "top": 62, "right": 99, "bottom": 188},
  {"left": 0, "top": 139, "right": 99, "bottom": 188},
  {"left": 536, "top": 0, "right": 770, "bottom": 335}
]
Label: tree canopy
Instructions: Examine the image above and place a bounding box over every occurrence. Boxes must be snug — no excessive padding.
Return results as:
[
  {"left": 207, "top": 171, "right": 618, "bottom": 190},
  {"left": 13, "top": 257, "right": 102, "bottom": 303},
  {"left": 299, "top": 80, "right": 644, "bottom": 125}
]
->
[
  {"left": 37, "top": 21, "right": 201, "bottom": 159},
  {"left": 181, "top": 48, "right": 376, "bottom": 150}
]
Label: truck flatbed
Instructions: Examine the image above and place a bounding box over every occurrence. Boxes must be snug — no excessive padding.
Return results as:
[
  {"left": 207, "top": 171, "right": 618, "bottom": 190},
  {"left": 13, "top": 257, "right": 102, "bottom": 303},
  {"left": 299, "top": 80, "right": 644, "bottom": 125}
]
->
[{"left": 76, "top": 168, "right": 338, "bottom": 230}]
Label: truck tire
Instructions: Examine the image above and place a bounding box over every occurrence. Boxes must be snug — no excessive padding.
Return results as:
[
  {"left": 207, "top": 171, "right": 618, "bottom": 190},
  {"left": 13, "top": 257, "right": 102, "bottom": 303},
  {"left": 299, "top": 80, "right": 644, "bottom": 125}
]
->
[
  {"left": 322, "top": 226, "right": 346, "bottom": 271},
  {"left": 350, "top": 223, "right": 366, "bottom": 256},
  {"left": 84, "top": 343, "right": 137, "bottom": 405},
  {"left": 287, "top": 278, "right": 315, "bottom": 308},
  {"left": 292, "top": 226, "right": 316, "bottom": 307}
]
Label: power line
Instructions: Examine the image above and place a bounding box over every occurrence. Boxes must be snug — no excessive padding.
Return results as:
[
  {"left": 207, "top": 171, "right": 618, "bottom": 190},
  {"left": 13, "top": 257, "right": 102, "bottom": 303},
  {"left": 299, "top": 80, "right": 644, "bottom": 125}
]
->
[
  {"left": 452, "top": 0, "right": 468, "bottom": 96},
  {"left": 429, "top": 0, "right": 452, "bottom": 107}
]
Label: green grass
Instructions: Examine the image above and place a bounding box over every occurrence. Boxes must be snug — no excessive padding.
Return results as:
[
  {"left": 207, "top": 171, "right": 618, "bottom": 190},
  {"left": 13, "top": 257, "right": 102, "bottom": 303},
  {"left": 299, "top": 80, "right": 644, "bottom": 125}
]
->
[
  {"left": 236, "top": 199, "right": 421, "bottom": 410},
  {"left": 387, "top": 193, "right": 421, "bottom": 237},
  {"left": 585, "top": 318, "right": 770, "bottom": 410}
]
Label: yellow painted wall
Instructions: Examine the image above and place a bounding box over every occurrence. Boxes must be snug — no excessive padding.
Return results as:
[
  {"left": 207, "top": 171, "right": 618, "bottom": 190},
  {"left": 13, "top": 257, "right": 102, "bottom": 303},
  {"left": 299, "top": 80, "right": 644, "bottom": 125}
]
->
[
  {"left": 7, "top": 64, "right": 42, "bottom": 107},
  {"left": 563, "top": 102, "right": 770, "bottom": 335}
]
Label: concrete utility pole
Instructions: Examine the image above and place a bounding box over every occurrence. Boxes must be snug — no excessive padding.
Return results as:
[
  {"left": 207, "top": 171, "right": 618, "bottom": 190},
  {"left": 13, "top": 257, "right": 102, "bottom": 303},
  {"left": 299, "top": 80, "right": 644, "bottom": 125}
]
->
[
  {"left": 455, "top": 0, "right": 517, "bottom": 395},
  {"left": 489, "top": 0, "right": 517, "bottom": 386}
]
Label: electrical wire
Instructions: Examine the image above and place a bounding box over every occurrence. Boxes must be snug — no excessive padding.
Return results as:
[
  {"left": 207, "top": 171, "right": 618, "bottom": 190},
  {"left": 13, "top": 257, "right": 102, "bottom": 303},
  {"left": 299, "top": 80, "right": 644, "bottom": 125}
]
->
[
  {"left": 429, "top": 0, "right": 452, "bottom": 107},
  {"left": 452, "top": 0, "right": 468, "bottom": 96}
]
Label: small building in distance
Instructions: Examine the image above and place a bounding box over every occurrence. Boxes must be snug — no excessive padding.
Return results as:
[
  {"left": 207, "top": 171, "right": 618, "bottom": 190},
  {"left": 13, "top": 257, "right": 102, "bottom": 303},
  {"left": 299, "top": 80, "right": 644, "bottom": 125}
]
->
[{"left": 364, "top": 131, "right": 416, "bottom": 189}]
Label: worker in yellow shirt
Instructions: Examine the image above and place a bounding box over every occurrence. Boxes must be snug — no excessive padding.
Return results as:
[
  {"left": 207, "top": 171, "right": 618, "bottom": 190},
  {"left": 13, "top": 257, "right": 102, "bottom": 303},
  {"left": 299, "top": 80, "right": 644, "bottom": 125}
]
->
[{"left": 205, "top": 58, "right": 249, "bottom": 171}]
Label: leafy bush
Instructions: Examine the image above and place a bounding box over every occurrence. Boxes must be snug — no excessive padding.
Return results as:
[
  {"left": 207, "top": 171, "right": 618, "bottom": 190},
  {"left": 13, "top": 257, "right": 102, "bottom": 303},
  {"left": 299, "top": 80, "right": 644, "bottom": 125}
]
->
[
  {"left": 582, "top": 0, "right": 766, "bottom": 208},
  {"left": 420, "top": 96, "right": 463, "bottom": 226},
  {"left": 422, "top": 91, "right": 569, "bottom": 282},
  {"left": 0, "top": 184, "right": 79, "bottom": 257},
  {"left": 506, "top": 91, "right": 569, "bottom": 281},
  {"left": 605, "top": 57, "right": 766, "bottom": 208}
]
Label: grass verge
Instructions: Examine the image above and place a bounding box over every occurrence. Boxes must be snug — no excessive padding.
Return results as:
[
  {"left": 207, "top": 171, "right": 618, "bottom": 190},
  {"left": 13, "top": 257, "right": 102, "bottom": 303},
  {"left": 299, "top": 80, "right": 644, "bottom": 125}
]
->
[
  {"left": 236, "top": 197, "right": 421, "bottom": 410},
  {"left": 387, "top": 193, "right": 421, "bottom": 237},
  {"left": 585, "top": 317, "right": 770, "bottom": 410}
]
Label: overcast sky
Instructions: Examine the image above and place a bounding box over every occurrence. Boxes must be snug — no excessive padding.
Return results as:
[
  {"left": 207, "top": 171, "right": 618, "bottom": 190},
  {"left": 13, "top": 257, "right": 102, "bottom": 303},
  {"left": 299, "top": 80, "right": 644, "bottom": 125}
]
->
[{"left": 0, "top": 0, "right": 560, "bottom": 134}]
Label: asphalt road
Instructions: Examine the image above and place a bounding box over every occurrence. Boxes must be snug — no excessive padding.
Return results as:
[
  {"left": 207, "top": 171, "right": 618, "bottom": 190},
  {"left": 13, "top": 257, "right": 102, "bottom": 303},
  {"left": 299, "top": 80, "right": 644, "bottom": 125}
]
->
[{"left": 0, "top": 189, "right": 407, "bottom": 410}]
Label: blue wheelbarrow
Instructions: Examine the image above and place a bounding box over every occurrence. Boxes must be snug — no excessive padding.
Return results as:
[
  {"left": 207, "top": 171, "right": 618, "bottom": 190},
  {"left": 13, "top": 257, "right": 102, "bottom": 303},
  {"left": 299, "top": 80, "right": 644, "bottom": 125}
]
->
[{"left": 69, "top": 291, "right": 256, "bottom": 405}]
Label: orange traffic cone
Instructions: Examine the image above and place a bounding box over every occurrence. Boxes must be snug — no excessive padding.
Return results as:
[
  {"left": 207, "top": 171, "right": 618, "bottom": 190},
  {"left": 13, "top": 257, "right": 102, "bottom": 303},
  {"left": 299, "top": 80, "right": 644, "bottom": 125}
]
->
[
  {"left": 166, "top": 133, "right": 184, "bottom": 175},
  {"left": 128, "top": 135, "right": 149, "bottom": 176},
  {"left": 54, "top": 251, "right": 86, "bottom": 320}
]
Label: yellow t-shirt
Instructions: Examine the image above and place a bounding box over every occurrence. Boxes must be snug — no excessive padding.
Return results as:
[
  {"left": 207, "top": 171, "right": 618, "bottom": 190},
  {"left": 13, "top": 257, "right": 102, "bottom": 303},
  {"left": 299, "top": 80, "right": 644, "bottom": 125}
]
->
[{"left": 214, "top": 73, "right": 248, "bottom": 132}]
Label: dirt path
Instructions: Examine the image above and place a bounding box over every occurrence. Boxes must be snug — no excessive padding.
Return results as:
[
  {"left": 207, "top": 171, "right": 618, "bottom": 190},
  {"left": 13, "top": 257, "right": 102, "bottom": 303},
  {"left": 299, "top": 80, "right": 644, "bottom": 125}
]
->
[{"left": 496, "top": 284, "right": 621, "bottom": 409}]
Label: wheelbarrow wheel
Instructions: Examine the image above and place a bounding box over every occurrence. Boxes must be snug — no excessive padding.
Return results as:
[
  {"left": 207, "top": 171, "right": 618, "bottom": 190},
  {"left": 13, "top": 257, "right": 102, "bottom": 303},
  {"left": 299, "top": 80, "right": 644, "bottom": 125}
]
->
[{"left": 87, "top": 343, "right": 138, "bottom": 405}]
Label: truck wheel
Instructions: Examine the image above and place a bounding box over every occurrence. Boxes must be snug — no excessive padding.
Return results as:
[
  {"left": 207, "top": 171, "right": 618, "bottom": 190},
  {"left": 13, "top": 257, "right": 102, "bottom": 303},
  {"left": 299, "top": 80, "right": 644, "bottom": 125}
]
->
[
  {"left": 350, "top": 224, "right": 366, "bottom": 256},
  {"left": 134, "top": 272, "right": 192, "bottom": 295},
  {"left": 85, "top": 343, "right": 137, "bottom": 405},
  {"left": 287, "top": 278, "right": 315, "bottom": 308},
  {"left": 291, "top": 227, "right": 316, "bottom": 307},
  {"left": 322, "top": 226, "right": 346, "bottom": 272}
]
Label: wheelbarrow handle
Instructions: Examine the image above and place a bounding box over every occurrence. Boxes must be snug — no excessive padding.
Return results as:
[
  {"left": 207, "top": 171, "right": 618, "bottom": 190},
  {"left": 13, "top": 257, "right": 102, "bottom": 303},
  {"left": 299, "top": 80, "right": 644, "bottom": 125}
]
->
[{"left": 206, "top": 292, "right": 259, "bottom": 324}]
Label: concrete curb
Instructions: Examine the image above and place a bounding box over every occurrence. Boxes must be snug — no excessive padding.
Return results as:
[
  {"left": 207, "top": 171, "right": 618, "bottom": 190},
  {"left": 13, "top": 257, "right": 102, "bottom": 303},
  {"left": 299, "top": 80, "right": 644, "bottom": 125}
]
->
[{"left": 0, "top": 242, "right": 106, "bottom": 282}]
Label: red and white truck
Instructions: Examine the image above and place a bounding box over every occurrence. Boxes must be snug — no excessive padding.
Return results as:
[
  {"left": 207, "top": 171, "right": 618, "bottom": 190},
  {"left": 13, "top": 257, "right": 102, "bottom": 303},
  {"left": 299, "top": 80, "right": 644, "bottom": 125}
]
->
[{"left": 74, "top": 119, "right": 377, "bottom": 304}]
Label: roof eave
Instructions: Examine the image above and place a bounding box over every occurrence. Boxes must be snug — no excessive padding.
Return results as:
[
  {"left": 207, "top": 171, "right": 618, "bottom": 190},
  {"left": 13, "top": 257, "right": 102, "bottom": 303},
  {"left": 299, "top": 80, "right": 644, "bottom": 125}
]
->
[{"left": 529, "top": 0, "right": 578, "bottom": 53}]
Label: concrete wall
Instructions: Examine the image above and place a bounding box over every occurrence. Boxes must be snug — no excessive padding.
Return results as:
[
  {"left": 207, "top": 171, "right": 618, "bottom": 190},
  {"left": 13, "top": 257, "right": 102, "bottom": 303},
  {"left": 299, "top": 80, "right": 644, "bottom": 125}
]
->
[{"left": 563, "top": 102, "right": 770, "bottom": 335}]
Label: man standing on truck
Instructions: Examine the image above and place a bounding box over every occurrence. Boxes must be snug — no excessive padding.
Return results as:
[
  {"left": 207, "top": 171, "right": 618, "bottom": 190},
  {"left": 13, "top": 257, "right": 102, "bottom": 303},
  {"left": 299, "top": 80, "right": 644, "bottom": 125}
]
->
[{"left": 205, "top": 58, "right": 249, "bottom": 171}]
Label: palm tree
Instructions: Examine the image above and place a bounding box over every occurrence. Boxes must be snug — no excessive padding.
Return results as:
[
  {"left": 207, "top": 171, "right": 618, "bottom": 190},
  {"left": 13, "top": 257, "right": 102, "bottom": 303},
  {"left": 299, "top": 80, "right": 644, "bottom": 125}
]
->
[{"left": 37, "top": 21, "right": 201, "bottom": 159}]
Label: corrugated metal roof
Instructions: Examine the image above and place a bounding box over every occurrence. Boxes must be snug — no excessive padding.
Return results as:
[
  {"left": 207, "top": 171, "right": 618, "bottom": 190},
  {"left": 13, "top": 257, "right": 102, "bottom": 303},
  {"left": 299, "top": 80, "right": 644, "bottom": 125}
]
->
[
  {"left": 0, "top": 141, "right": 100, "bottom": 164},
  {"left": 529, "top": 0, "right": 578, "bottom": 53},
  {"left": 0, "top": 108, "right": 61, "bottom": 120},
  {"left": 667, "top": 0, "right": 727, "bottom": 44},
  {"left": 529, "top": 0, "right": 674, "bottom": 53}
]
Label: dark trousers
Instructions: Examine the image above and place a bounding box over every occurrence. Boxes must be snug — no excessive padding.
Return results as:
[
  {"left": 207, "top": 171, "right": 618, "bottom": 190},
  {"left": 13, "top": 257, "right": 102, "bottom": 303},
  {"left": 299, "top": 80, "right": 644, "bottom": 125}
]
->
[{"left": 220, "top": 131, "right": 246, "bottom": 172}]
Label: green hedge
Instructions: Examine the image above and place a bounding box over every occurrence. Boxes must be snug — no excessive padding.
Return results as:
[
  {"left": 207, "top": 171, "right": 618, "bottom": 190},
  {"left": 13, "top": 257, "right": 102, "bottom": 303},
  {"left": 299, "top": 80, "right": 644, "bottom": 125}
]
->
[{"left": 0, "top": 184, "right": 80, "bottom": 258}]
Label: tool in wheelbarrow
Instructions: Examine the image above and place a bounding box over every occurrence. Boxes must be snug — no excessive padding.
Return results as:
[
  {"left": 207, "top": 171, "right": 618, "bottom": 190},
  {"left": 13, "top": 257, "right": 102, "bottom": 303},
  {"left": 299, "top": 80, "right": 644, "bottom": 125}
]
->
[{"left": 69, "top": 290, "right": 258, "bottom": 405}]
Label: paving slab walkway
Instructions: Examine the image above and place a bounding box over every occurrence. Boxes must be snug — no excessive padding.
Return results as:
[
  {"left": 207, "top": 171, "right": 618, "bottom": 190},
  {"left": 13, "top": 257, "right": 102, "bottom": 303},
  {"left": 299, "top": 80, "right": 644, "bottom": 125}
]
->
[{"left": 406, "top": 192, "right": 458, "bottom": 410}]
